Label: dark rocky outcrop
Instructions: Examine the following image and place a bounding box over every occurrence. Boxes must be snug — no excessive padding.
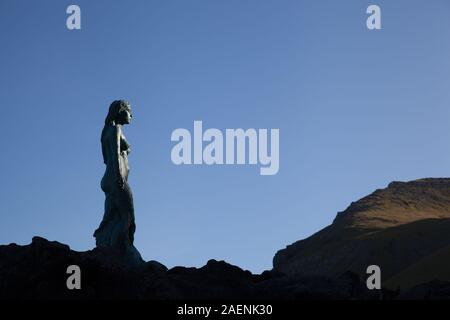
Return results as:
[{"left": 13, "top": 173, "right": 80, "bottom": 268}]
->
[
  {"left": 0, "top": 236, "right": 376, "bottom": 300},
  {"left": 2, "top": 178, "right": 450, "bottom": 299}
]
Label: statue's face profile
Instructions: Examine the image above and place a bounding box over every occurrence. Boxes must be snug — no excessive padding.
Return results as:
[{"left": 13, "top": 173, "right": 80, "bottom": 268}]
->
[{"left": 117, "top": 108, "right": 132, "bottom": 125}]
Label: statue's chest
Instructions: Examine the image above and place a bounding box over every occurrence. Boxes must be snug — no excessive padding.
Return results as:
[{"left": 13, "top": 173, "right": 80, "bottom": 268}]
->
[{"left": 120, "top": 135, "right": 130, "bottom": 153}]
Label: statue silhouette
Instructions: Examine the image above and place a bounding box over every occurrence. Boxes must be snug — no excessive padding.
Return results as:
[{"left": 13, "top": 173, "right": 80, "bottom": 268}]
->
[{"left": 94, "top": 100, "right": 143, "bottom": 264}]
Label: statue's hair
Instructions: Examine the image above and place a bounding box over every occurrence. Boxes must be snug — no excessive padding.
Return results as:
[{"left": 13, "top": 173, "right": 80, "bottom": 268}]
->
[
  {"left": 101, "top": 100, "right": 131, "bottom": 164},
  {"left": 104, "top": 100, "right": 131, "bottom": 126}
]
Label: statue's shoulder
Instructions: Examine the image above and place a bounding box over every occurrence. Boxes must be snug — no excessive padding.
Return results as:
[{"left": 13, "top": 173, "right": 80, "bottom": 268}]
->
[
  {"left": 102, "top": 125, "right": 121, "bottom": 142},
  {"left": 107, "top": 125, "right": 122, "bottom": 135}
]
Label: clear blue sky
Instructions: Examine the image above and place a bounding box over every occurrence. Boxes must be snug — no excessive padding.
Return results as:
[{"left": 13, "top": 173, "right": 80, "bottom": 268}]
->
[{"left": 1, "top": 0, "right": 449, "bottom": 273}]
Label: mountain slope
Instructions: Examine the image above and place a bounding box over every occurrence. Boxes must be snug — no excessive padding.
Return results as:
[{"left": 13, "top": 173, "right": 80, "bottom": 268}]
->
[
  {"left": 384, "top": 244, "right": 450, "bottom": 290},
  {"left": 273, "top": 178, "right": 450, "bottom": 283}
]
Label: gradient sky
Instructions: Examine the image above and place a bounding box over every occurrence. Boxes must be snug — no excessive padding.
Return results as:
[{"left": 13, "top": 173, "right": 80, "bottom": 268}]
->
[{"left": 1, "top": 0, "right": 450, "bottom": 273}]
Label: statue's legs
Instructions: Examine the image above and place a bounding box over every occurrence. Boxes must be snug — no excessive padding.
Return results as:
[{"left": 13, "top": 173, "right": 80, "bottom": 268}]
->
[
  {"left": 94, "top": 180, "right": 142, "bottom": 265},
  {"left": 95, "top": 183, "right": 136, "bottom": 248}
]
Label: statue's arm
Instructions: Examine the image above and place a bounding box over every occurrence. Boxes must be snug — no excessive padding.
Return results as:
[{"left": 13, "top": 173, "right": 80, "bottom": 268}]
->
[{"left": 110, "top": 126, "right": 124, "bottom": 187}]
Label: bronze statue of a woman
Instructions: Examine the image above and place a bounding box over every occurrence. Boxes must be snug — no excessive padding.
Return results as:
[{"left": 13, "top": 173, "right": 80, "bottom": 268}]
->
[{"left": 94, "top": 100, "right": 143, "bottom": 264}]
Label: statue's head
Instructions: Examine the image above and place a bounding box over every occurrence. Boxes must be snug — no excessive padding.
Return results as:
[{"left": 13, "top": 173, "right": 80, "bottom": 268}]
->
[{"left": 105, "top": 100, "right": 132, "bottom": 126}]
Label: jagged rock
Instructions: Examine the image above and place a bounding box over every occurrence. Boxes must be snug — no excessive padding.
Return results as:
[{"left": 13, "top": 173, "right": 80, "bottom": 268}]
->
[
  {"left": 399, "top": 280, "right": 450, "bottom": 300},
  {"left": 2, "top": 178, "right": 450, "bottom": 299},
  {"left": 145, "top": 260, "right": 168, "bottom": 273},
  {"left": 0, "top": 238, "right": 369, "bottom": 299}
]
